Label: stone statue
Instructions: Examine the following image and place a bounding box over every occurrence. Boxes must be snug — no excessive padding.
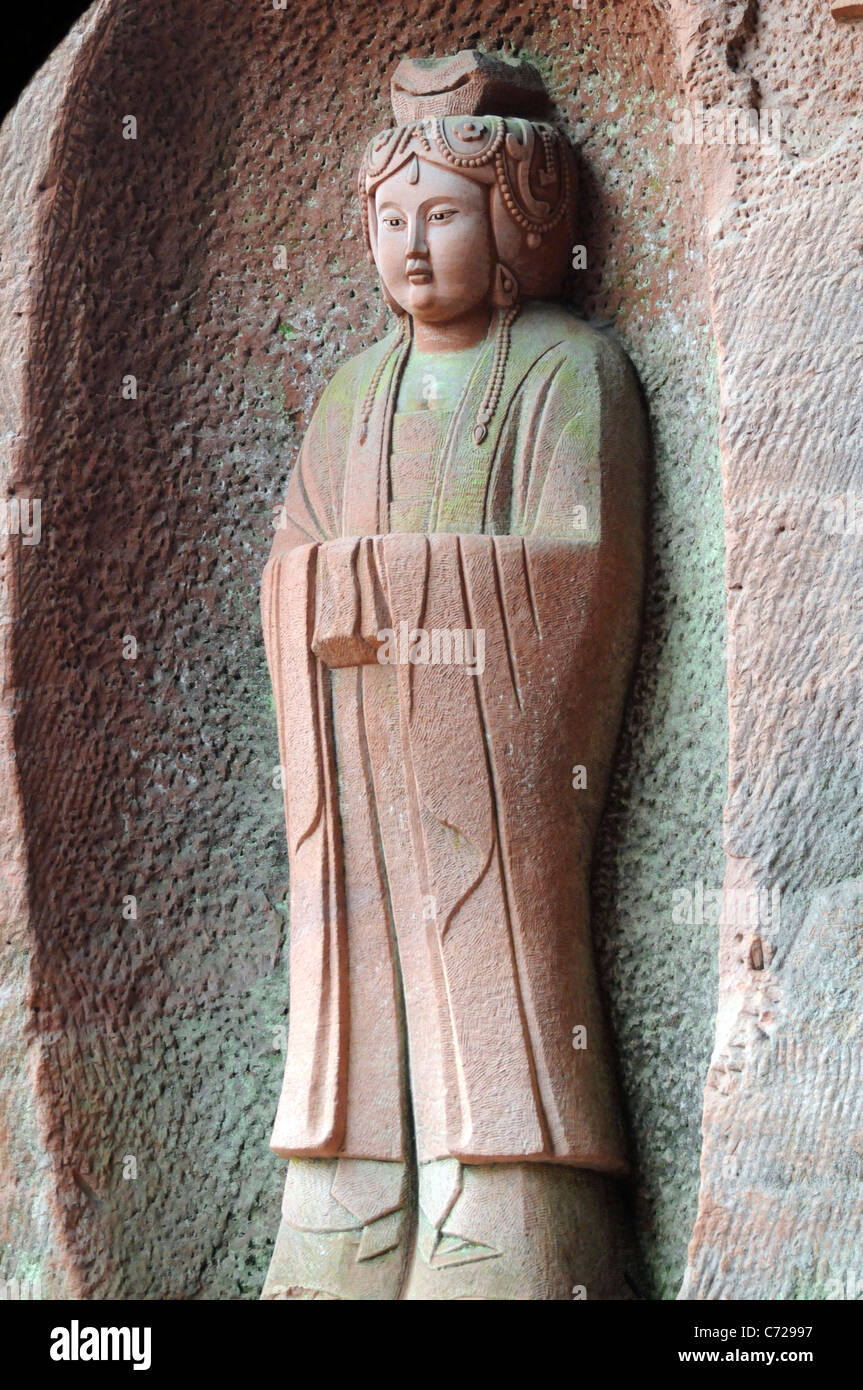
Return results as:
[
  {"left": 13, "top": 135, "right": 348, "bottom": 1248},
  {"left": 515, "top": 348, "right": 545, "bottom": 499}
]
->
[{"left": 260, "top": 50, "right": 647, "bottom": 1300}]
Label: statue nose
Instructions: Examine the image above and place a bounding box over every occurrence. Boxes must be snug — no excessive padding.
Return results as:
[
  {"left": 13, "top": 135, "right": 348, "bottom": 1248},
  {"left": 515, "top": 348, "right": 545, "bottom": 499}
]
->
[{"left": 406, "top": 221, "right": 428, "bottom": 258}]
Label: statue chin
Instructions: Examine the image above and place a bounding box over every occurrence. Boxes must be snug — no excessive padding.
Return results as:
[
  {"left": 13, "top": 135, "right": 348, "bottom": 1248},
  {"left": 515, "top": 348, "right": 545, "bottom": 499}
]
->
[{"left": 260, "top": 50, "right": 648, "bottom": 1301}]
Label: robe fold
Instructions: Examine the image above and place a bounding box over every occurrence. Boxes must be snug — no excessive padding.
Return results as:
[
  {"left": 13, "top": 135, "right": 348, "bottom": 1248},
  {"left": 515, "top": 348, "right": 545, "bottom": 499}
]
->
[{"left": 262, "top": 302, "right": 646, "bottom": 1170}]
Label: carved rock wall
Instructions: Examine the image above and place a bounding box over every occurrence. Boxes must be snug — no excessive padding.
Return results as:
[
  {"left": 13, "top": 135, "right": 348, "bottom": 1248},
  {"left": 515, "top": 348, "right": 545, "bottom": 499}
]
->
[
  {"left": 1, "top": 0, "right": 729, "bottom": 1299},
  {"left": 673, "top": 0, "right": 863, "bottom": 1300}
]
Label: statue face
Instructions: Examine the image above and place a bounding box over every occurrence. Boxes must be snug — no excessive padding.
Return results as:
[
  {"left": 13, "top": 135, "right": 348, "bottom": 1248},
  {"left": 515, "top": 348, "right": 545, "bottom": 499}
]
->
[{"left": 374, "top": 159, "right": 494, "bottom": 325}]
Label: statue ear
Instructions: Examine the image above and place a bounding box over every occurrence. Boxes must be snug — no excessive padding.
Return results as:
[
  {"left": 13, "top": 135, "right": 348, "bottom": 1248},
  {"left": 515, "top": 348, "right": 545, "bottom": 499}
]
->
[{"left": 491, "top": 261, "right": 519, "bottom": 309}]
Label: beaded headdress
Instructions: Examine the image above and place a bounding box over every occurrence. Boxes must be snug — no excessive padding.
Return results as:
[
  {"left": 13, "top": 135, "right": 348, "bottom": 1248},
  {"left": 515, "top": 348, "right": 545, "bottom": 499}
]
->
[{"left": 359, "top": 51, "right": 576, "bottom": 303}]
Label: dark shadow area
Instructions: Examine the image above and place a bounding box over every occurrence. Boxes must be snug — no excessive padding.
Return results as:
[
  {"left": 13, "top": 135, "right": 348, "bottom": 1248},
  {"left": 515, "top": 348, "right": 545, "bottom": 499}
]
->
[{"left": 1, "top": 3, "right": 92, "bottom": 119}]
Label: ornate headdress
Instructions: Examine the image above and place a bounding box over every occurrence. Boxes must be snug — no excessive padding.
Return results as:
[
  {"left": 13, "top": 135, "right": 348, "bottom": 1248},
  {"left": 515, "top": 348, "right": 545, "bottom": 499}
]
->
[
  {"left": 359, "top": 51, "right": 576, "bottom": 304},
  {"left": 357, "top": 52, "right": 576, "bottom": 446}
]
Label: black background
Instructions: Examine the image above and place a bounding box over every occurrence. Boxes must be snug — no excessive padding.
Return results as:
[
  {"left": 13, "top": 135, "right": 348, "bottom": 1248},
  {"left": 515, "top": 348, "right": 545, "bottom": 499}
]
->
[
  {"left": 2, "top": 3, "right": 91, "bottom": 121},
  {"left": 7, "top": 1297, "right": 857, "bottom": 1369}
]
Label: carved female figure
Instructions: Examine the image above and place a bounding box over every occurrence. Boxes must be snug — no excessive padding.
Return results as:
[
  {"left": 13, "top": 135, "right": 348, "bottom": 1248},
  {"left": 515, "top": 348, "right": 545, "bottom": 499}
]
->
[{"left": 261, "top": 51, "right": 646, "bottom": 1300}]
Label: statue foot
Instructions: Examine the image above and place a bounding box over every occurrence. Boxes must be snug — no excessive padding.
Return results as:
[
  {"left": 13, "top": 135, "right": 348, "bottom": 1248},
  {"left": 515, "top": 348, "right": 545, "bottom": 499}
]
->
[
  {"left": 260, "top": 1157, "right": 409, "bottom": 1301},
  {"left": 403, "top": 1160, "right": 637, "bottom": 1301},
  {"left": 261, "top": 1156, "right": 637, "bottom": 1300}
]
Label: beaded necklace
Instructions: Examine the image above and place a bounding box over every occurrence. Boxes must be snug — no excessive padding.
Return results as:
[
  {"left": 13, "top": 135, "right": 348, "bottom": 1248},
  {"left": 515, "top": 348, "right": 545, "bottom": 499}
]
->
[{"left": 358, "top": 305, "right": 520, "bottom": 450}]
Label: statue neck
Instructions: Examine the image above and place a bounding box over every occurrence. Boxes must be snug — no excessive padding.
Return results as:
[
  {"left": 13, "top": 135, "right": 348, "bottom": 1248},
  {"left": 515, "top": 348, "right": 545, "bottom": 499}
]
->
[{"left": 410, "top": 305, "right": 492, "bottom": 354}]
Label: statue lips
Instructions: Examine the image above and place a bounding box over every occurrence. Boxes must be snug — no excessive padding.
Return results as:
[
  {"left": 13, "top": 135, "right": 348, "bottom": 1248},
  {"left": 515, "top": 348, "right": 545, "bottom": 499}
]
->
[{"left": 406, "top": 262, "right": 432, "bottom": 285}]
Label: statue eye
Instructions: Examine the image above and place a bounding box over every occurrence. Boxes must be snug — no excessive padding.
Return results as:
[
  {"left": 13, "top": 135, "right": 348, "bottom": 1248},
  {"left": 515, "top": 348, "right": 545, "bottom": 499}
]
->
[
  {"left": 427, "top": 209, "right": 456, "bottom": 223},
  {"left": 381, "top": 215, "right": 405, "bottom": 229}
]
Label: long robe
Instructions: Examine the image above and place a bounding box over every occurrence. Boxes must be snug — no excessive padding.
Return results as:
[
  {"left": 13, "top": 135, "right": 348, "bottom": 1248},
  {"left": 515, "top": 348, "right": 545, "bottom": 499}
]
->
[{"left": 261, "top": 301, "right": 646, "bottom": 1171}]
